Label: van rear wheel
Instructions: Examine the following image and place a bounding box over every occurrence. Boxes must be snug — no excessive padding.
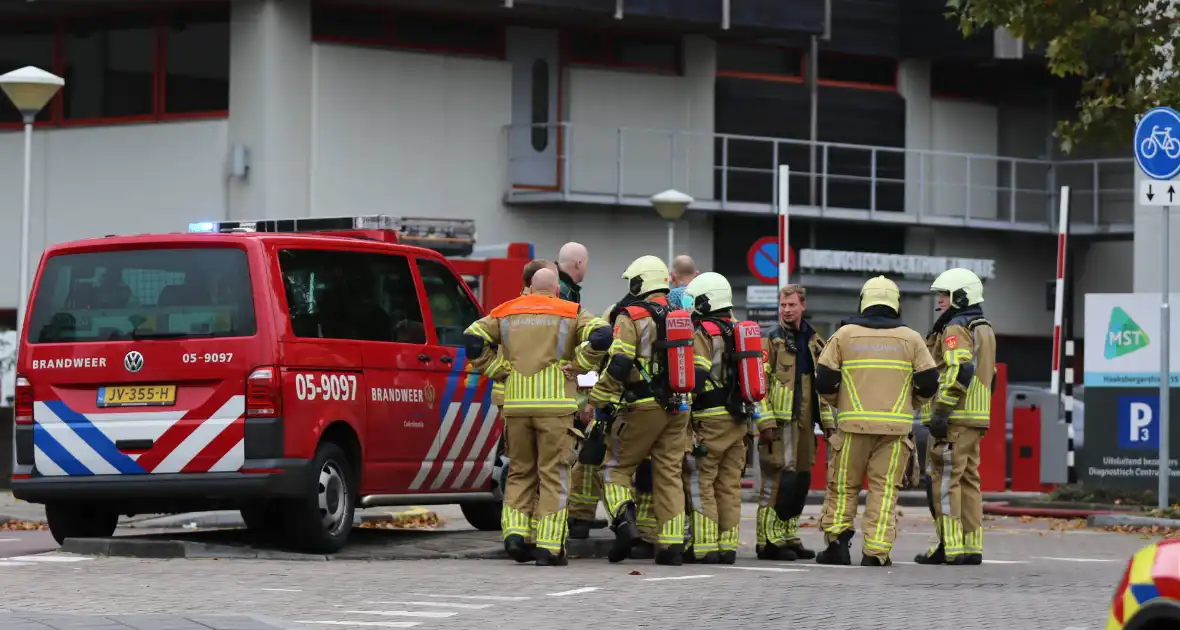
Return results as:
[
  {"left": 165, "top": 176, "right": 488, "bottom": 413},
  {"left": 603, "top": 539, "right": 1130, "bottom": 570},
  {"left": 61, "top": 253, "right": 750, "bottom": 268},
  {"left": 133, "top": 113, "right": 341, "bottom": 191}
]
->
[
  {"left": 282, "top": 441, "right": 355, "bottom": 554},
  {"left": 460, "top": 502, "right": 502, "bottom": 531},
  {"left": 45, "top": 503, "right": 118, "bottom": 545}
]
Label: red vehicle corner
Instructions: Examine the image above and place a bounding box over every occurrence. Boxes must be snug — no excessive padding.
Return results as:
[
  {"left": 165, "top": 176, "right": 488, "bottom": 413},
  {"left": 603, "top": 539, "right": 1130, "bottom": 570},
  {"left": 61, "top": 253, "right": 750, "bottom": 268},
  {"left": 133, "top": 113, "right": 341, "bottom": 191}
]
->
[{"left": 11, "top": 215, "right": 525, "bottom": 553}]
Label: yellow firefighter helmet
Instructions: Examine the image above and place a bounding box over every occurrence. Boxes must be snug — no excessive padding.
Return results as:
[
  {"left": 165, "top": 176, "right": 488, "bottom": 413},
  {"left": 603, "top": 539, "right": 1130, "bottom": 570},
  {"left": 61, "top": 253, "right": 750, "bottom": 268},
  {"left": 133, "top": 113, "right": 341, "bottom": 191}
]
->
[
  {"left": 860, "top": 275, "right": 900, "bottom": 313},
  {"left": 622, "top": 255, "right": 670, "bottom": 296},
  {"left": 685, "top": 271, "right": 733, "bottom": 314},
  {"left": 931, "top": 267, "right": 984, "bottom": 308}
]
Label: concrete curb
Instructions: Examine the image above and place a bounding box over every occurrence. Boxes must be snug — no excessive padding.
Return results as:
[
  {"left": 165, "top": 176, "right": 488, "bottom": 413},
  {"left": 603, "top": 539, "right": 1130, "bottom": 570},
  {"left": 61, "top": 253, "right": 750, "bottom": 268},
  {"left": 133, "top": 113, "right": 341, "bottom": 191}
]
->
[
  {"left": 127, "top": 507, "right": 437, "bottom": 530},
  {"left": 60, "top": 533, "right": 616, "bottom": 562},
  {"left": 983, "top": 502, "right": 1125, "bottom": 518},
  {"left": 1087, "top": 513, "right": 1180, "bottom": 529}
]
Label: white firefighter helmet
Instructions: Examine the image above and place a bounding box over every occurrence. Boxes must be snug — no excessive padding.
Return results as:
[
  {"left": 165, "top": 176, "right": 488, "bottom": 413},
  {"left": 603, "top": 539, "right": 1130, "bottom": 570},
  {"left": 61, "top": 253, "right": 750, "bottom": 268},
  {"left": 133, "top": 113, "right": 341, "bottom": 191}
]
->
[
  {"left": 931, "top": 267, "right": 984, "bottom": 308},
  {"left": 684, "top": 272, "right": 733, "bottom": 314},
  {"left": 860, "top": 275, "right": 900, "bottom": 313},
  {"left": 621, "top": 255, "right": 670, "bottom": 296}
]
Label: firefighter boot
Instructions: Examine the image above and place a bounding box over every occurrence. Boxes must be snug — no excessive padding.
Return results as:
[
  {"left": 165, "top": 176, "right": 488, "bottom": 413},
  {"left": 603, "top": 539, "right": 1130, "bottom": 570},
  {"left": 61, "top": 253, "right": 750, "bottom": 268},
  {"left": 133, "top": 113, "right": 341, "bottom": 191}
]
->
[
  {"left": 608, "top": 501, "right": 641, "bottom": 563},
  {"left": 861, "top": 554, "right": 893, "bottom": 567},
  {"left": 815, "top": 530, "right": 854, "bottom": 566},
  {"left": 784, "top": 472, "right": 816, "bottom": 559},
  {"left": 914, "top": 543, "right": 947, "bottom": 565},
  {"left": 718, "top": 550, "right": 737, "bottom": 565},
  {"left": 655, "top": 544, "right": 685, "bottom": 567},
  {"left": 963, "top": 553, "right": 983, "bottom": 565},
  {"left": 757, "top": 543, "right": 798, "bottom": 561},
  {"left": 533, "top": 547, "right": 569, "bottom": 567},
  {"left": 504, "top": 535, "right": 533, "bottom": 564},
  {"left": 630, "top": 540, "right": 655, "bottom": 560}
]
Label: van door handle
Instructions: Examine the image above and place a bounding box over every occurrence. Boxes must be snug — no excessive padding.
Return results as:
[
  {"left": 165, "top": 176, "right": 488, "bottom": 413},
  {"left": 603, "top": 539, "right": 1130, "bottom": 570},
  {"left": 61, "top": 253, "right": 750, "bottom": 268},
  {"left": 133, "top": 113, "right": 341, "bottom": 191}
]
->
[
  {"left": 440, "top": 355, "right": 453, "bottom": 364},
  {"left": 418, "top": 353, "right": 431, "bottom": 362}
]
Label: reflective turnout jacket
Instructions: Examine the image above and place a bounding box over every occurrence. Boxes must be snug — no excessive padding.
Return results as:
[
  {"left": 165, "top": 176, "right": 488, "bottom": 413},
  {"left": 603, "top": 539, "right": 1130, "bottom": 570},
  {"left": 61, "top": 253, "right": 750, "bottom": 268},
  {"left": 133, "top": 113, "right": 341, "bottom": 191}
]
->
[
  {"left": 816, "top": 315, "right": 938, "bottom": 435},
  {"left": 588, "top": 294, "right": 670, "bottom": 410},
  {"left": 762, "top": 322, "right": 834, "bottom": 433},
  {"left": 490, "top": 288, "right": 531, "bottom": 408},
  {"left": 921, "top": 306, "right": 996, "bottom": 429},
  {"left": 466, "top": 291, "right": 608, "bottom": 416}
]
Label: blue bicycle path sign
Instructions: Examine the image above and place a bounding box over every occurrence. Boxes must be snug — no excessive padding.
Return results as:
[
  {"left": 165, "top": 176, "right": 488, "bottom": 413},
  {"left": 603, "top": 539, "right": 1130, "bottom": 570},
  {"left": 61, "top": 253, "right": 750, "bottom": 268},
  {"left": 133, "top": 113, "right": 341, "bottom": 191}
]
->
[{"left": 1134, "top": 106, "right": 1180, "bottom": 180}]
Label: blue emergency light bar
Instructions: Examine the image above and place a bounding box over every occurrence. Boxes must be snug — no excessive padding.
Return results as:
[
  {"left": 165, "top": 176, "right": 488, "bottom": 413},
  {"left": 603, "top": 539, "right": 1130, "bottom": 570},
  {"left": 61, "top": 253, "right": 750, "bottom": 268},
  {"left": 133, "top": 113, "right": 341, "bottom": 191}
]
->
[{"left": 187, "top": 215, "right": 477, "bottom": 257}]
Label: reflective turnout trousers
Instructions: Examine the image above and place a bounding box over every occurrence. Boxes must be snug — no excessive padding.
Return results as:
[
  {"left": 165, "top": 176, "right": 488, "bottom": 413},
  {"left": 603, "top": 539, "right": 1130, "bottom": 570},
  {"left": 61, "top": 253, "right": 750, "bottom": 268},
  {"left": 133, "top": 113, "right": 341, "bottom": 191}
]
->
[
  {"left": 685, "top": 417, "right": 749, "bottom": 556},
  {"left": 634, "top": 459, "right": 657, "bottom": 543},
  {"left": 602, "top": 405, "right": 688, "bottom": 548},
  {"left": 500, "top": 414, "right": 577, "bottom": 554},
  {"left": 926, "top": 425, "right": 985, "bottom": 559},
  {"left": 756, "top": 420, "right": 817, "bottom": 546},
  {"left": 568, "top": 462, "right": 603, "bottom": 522},
  {"left": 819, "top": 431, "right": 912, "bottom": 559}
]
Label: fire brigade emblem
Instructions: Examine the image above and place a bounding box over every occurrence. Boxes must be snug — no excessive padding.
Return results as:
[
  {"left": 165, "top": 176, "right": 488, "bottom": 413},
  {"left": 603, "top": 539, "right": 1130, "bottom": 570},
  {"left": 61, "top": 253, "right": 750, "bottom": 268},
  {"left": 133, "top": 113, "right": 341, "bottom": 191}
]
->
[
  {"left": 423, "top": 381, "right": 436, "bottom": 410},
  {"left": 761, "top": 348, "right": 770, "bottom": 363},
  {"left": 945, "top": 335, "right": 958, "bottom": 349}
]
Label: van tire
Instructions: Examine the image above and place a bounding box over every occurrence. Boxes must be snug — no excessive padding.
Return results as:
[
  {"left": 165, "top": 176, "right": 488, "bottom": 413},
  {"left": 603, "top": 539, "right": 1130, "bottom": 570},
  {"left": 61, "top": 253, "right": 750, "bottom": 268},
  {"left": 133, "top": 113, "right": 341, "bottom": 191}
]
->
[
  {"left": 282, "top": 441, "right": 356, "bottom": 554},
  {"left": 46, "top": 504, "right": 118, "bottom": 545},
  {"left": 460, "top": 502, "right": 502, "bottom": 531},
  {"left": 241, "top": 503, "right": 285, "bottom": 534}
]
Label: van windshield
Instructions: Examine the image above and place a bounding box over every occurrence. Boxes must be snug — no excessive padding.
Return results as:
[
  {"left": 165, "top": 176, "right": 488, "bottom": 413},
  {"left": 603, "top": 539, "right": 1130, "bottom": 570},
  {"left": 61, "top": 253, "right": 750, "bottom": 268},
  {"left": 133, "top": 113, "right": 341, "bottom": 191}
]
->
[{"left": 27, "top": 247, "right": 256, "bottom": 344}]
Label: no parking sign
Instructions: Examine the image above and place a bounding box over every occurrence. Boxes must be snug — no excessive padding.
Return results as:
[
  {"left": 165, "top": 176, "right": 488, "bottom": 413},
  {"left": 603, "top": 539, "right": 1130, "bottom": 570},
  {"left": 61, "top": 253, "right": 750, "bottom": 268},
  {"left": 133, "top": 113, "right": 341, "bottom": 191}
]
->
[{"left": 747, "top": 237, "right": 795, "bottom": 284}]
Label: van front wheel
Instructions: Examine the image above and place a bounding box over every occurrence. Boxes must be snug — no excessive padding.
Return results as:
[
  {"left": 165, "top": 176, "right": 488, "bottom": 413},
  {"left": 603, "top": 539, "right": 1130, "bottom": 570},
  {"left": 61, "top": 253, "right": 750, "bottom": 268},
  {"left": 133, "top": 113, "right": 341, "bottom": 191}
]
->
[
  {"left": 46, "top": 503, "right": 118, "bottom": 545},
  {"left": 282, "top": 442, "right": 355, "bottom": 554}
]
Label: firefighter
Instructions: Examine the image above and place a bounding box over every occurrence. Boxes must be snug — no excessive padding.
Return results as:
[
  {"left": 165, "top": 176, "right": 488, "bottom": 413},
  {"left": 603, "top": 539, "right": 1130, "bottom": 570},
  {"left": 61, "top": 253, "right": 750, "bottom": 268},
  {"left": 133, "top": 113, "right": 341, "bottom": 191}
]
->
[
  {"left": 680, "top": 272, "right": 750, "bottom": 565},
  {"left": 592, "top": 299, "right": 658, "bottom": 560},
  {"left": 464, "top": 268, "right": 612, "bottom": 566},
  {"left": 814, "top": 276, "right": 939, "bottom": 566},
  {"left": 587, "top": 255, "right": 688, "bottom": 566},
  {"left": 756, "top": 285, "right": 834, "bottom": 561},
  {"left": 915, "top": 268, "right": 996, "bottom": 567}
]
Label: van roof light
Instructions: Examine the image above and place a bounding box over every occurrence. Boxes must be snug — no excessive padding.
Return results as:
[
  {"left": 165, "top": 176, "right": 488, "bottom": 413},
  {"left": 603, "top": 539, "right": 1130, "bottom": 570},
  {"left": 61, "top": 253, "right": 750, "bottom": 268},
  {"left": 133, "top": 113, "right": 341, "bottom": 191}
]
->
[{"left": 186, "top": 215, "right": 477, "bottom": 256}]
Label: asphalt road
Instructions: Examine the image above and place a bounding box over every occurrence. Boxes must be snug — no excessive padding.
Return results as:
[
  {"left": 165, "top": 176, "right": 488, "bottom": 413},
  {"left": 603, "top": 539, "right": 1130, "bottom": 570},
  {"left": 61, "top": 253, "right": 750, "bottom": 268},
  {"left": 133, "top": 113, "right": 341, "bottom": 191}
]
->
[
  {"left": 0, "top": 529, "right": 60, "bottom": 559},
  {"left": 0, "top": 512, "right": 1148, "bottom": 630}
]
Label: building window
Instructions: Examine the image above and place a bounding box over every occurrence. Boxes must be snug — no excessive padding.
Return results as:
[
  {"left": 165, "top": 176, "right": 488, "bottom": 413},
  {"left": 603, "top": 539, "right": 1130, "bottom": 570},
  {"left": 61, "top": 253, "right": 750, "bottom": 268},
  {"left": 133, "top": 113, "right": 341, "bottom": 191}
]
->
[
  {"left": 0, "top": 21, "right": 55, "bottom": 125},
  {"left": 62, "top": 14, "right": 157, "bottom": 121},
  {"left": 566, "top": 32, "right": 680, "bottom": 74},
  {"left": 530, "top": 60, "right": 550, "bottom": 152},
  {"left": 311, "top": 3, "right": 502, "bottom": 58},
  {"left": 815, "top": 53, "right": 897, "bottom": 90},
  {"left": 717, "top": 43, "right": 803, "bottom": 82},
  {"left": 164, "top": 7, "right": 231, "bottom": 116},
  {"left": 0, "top": 5, "right": 230, "bottom": 130}
]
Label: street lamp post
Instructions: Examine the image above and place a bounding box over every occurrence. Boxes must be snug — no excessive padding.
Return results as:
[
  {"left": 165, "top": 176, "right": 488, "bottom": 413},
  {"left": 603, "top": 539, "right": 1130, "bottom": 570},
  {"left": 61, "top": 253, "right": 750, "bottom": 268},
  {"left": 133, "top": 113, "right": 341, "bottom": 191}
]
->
[
  {"left": 650, "top": 189, "right": 694, "bottom": 268},
  {"left": 0, "top": 66, "right": 64, "bottom": 345}
]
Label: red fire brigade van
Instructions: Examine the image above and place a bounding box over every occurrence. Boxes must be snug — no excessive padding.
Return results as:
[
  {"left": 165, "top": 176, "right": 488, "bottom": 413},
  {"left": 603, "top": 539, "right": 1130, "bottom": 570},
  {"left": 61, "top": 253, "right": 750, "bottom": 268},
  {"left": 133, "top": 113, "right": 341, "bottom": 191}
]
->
[{"left": 12, "top": 215, "right": 511, "bottom": 553}]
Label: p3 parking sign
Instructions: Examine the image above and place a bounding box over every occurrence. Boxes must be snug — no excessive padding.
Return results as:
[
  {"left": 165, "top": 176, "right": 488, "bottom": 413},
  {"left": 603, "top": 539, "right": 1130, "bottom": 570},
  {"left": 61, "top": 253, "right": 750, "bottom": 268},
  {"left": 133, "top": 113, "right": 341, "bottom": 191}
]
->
[{"left": 1118, "top": 395, "right": 1160, "bottom": 449}]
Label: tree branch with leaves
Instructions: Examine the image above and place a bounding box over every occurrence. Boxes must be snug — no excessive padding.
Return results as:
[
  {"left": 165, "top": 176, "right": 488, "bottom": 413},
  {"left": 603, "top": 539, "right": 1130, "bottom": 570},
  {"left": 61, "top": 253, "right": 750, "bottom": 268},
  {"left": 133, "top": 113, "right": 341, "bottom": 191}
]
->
[{"left": 948, "top": 0, "right": 1178, "bottom": 154}]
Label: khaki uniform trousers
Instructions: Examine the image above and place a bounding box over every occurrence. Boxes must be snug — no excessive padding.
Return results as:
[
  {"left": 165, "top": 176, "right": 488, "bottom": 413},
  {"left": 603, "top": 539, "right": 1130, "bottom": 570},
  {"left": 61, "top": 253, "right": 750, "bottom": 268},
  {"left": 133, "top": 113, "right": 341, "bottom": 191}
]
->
[
  {"left": 926, "top": 425, "right": 985, "bottom": 558},
  {"left": 685, "top": 416, "right": 749, "bottom": 554},
  {"left": 568, "top": 462, "right": 603, "bottom": 521},
  {"left": 819, "top": 430, "right": 912, "bottom": 559},
  {"left": 500, "top": 414, "right": 577, "bottom": 553},
  {"left": 756, "top": 419, "right": 818, "bottom": 546},
  {"left": 602, "top": 405, "right": 688, "bottom": 548},
  {"left": 633, "top": 459, "right": 657, "bottom": 543}
]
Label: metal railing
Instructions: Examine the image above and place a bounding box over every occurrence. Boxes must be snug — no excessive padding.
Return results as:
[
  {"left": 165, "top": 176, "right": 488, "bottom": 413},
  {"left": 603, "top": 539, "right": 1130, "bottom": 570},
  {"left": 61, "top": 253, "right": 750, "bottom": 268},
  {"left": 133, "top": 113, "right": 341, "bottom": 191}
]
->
[{"left": 503, "top": 123, "right": 1135, "bottom": 234}]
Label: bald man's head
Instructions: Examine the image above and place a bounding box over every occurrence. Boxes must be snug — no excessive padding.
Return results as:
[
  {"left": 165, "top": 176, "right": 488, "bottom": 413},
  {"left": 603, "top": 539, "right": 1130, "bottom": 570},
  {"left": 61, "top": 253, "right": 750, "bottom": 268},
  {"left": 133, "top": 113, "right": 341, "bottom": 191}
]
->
[
  {"left": 557, "top": 242, "right": 589, "bottom": 283},
  {"left": 671, "top": 255, "right": 698, "bottom": 287},
  {"left": 530, "top": 267, "right": 560, "bottom": 294}
]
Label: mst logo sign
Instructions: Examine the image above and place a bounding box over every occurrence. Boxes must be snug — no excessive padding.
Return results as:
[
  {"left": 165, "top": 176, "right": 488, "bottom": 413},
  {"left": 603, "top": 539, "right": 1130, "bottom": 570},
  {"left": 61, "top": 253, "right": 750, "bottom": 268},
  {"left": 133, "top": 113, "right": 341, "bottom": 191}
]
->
[{"left": 1105, "top": 307, "right": 1150, "bottom": 359}]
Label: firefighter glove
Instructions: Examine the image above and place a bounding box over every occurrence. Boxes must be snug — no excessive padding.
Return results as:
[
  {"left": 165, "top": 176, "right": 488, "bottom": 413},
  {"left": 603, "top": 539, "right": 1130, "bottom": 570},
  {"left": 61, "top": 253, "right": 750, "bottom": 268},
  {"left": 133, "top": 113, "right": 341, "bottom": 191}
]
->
[{"left": 928, "top": 412, "right": 949, "bottom": 440}]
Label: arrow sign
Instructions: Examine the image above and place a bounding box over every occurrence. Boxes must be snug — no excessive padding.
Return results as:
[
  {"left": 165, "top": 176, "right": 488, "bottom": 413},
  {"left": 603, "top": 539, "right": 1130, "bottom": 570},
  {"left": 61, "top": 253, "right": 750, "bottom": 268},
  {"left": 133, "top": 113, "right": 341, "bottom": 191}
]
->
[{"left": 1140, "top": 180, "right": 1176, "bottom": 206}]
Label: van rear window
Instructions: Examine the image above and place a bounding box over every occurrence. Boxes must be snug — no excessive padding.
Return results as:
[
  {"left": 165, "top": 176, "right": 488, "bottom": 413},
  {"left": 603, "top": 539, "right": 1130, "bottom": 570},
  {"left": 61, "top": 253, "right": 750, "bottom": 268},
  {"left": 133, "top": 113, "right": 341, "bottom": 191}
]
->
[{"left": 27, "top": 248, "right": 256, "bottom": 343}]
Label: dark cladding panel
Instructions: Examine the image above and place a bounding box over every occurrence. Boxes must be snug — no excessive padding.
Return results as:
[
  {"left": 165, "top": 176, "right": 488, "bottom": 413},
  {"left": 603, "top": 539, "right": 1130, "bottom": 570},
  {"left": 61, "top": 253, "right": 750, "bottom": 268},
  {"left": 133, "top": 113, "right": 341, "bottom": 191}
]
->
[
  {"left": 815, "top": 86, "right": 906, "bottom": 212},
  {"left": 822, "top": 0, "right": 901, "bottom": 57},
  {"left": 900, "top": 0, "right": 994, "bottom": 59},
  {"left": 714, "top": 78, "right": 810, "bottom": 206}
]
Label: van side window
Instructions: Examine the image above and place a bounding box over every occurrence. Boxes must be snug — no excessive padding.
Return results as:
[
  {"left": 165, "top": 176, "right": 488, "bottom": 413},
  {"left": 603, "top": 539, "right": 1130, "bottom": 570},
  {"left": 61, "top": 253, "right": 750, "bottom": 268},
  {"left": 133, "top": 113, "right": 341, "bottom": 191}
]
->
[
  {"left": 415, "top": 258, "right": 481, "bottom": 347},
  {"left": 278, "top": 249, "right": 425, "bottom": 344}
]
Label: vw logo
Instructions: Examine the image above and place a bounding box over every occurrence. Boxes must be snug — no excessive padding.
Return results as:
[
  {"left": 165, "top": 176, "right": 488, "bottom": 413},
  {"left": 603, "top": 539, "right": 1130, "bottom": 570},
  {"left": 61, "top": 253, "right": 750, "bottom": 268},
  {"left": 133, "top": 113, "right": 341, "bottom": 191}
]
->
[{"left": 123, "top": 351, "right": 144, "bottom": 373}]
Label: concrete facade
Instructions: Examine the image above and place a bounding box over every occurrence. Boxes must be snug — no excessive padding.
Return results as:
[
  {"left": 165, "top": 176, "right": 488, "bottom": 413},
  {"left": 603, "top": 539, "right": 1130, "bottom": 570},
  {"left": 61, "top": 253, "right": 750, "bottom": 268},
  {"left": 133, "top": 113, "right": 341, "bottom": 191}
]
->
[{"left": 0, "top": 0, "right": 1134, "bottom": 339}]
